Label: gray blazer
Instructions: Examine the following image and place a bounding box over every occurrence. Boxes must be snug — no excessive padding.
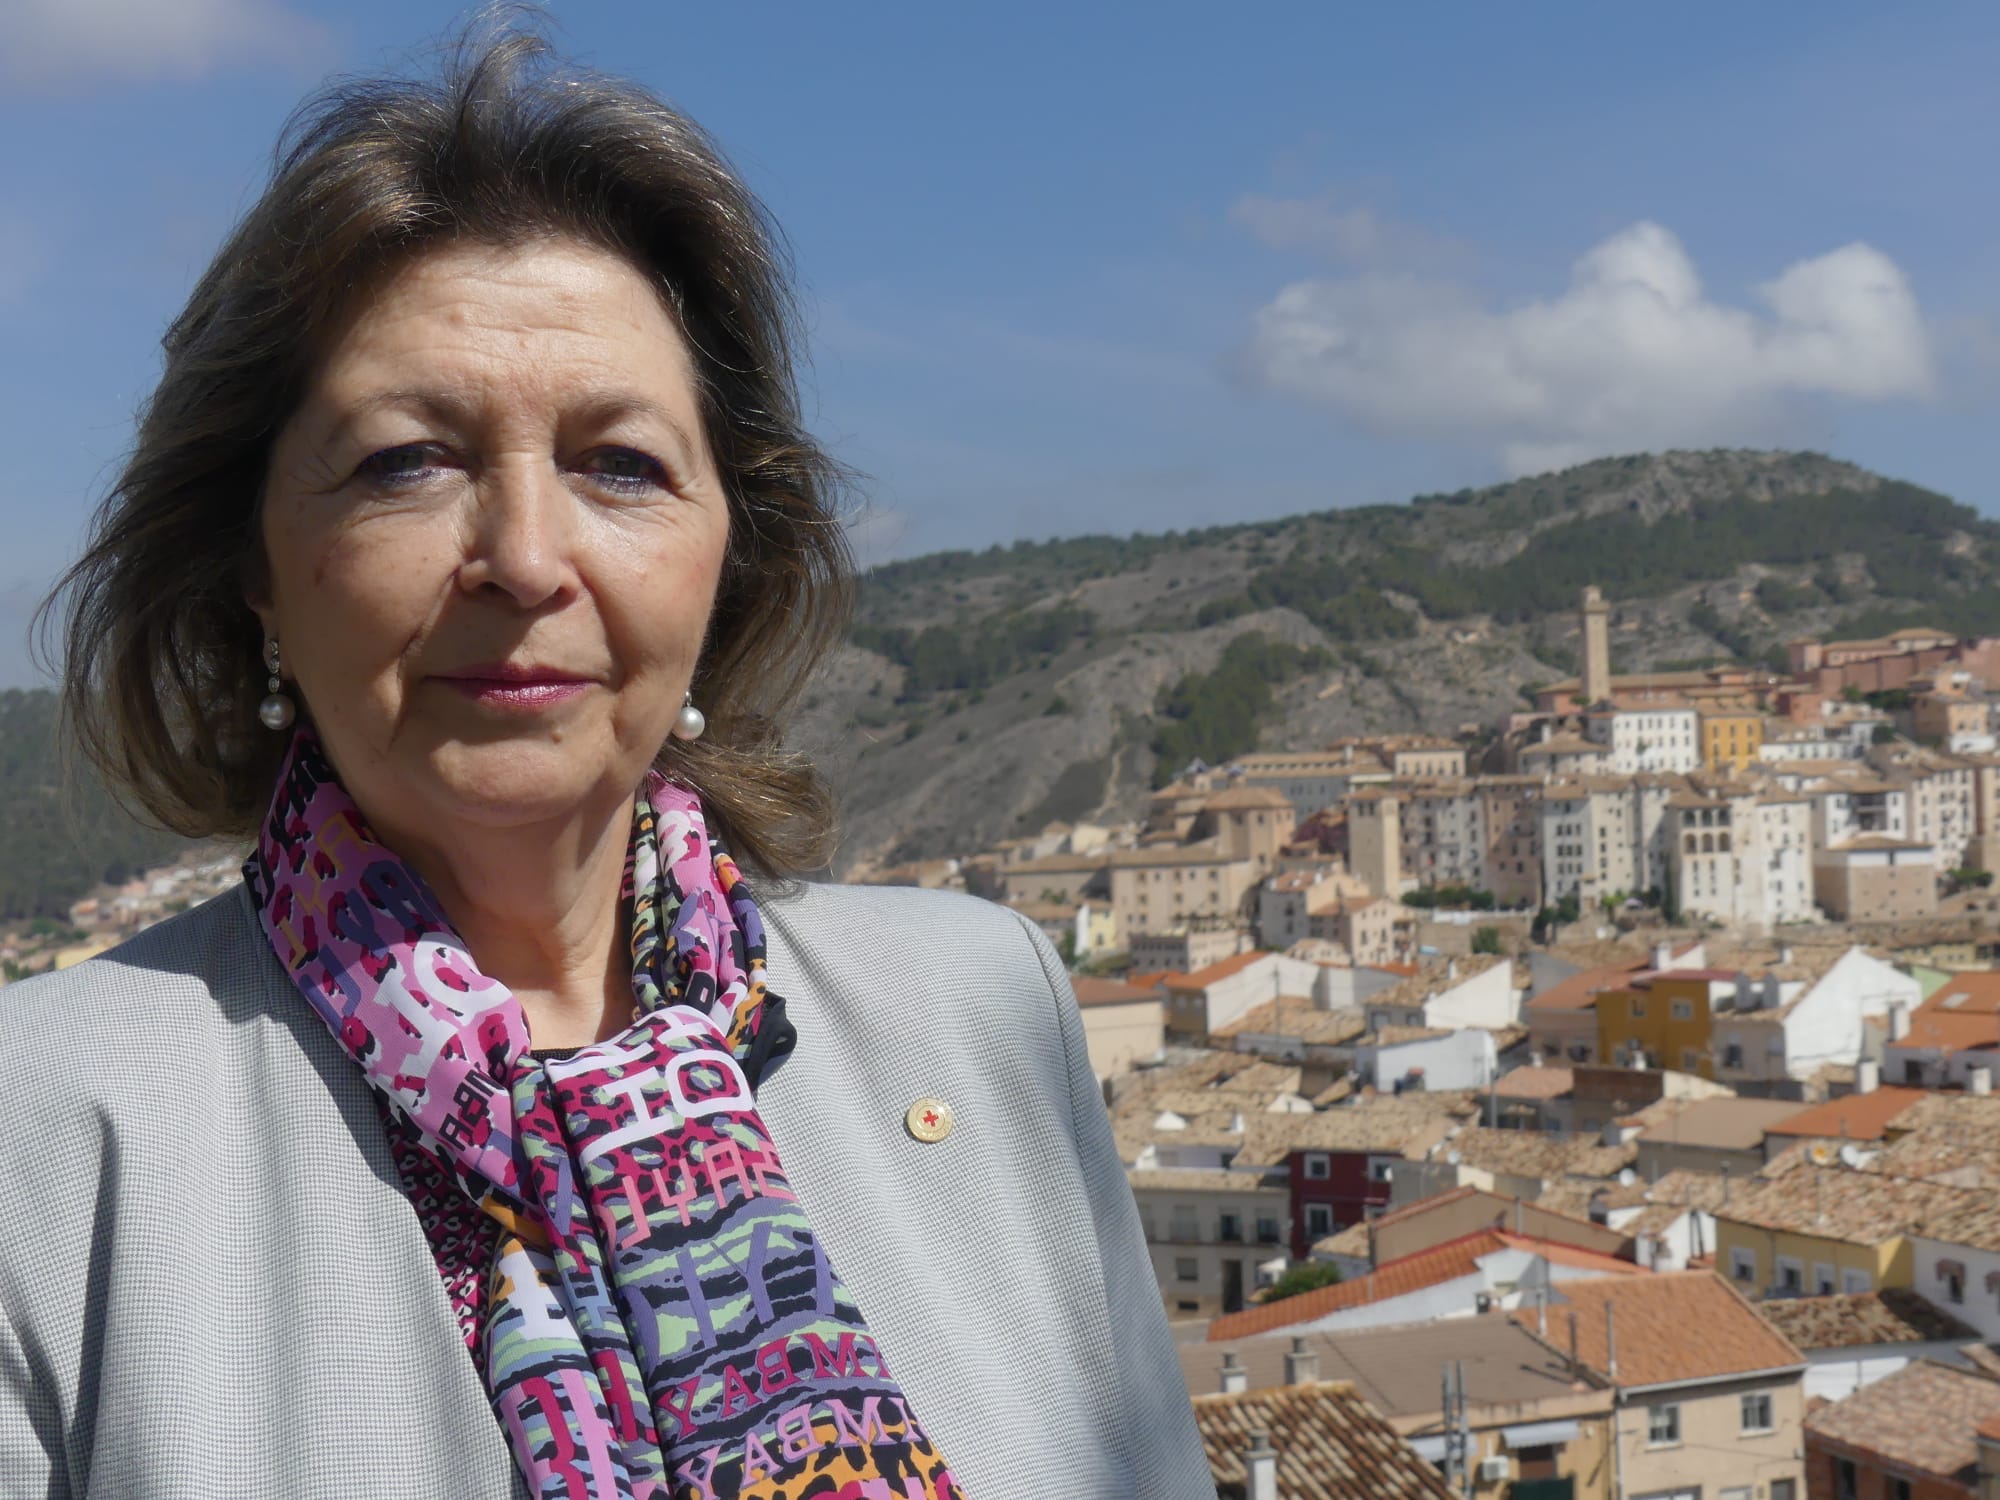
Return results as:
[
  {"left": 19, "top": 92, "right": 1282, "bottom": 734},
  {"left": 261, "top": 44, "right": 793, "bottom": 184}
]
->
[{"left": 0, "top": 879, "right": 1211, "bottom": 1499}]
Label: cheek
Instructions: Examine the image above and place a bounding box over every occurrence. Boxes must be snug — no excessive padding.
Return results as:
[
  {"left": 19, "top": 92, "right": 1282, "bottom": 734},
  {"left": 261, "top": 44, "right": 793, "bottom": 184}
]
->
[{"left": 267, "top": 514, "right": 440, "bottom": 684}]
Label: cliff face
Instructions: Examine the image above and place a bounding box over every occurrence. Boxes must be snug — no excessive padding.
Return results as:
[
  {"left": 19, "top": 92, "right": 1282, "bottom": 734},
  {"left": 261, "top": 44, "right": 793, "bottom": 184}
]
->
[{"left": 799, "top": 449, "right": 1999, "bottom": 872}]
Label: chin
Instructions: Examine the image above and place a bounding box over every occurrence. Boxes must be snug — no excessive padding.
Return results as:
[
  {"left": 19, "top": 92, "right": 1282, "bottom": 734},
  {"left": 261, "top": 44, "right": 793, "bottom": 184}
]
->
[{"left": 419, "top": 741, "right": 636, "bottom": 830}]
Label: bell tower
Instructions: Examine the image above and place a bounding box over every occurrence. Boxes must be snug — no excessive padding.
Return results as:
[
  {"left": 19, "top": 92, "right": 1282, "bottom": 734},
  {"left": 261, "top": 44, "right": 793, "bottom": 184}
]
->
[{"left": 1581, "top": 585, "right": 1612, "bottom": 706}]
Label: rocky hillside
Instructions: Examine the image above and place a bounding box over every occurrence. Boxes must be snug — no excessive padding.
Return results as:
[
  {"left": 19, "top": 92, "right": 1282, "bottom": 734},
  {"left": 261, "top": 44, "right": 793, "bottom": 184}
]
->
[{"left": 796, "top": 449, "right": 2000, "bottom": 872}]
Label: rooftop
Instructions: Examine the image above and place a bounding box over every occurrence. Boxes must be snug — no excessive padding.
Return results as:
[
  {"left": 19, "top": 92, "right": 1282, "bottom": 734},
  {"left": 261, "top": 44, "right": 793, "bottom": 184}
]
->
[
  {"left": 1514, "top": 1271, "right": 1802, "bottom": 1390},
  {"left": 1214, "top": 1000, "right": 1367, "bottom": 1047},
  {"left": 1717, "top": 1165, "right": 1982, "bottom": 1246},
  {"left": 1207, "top": 1229, "right": 1640, "bottom": 1343},
  {"left": 1126, "top": 1167, "right": 1284, "bottom": 1196},
  {"left": 1193, "top": 1382, "right": 1455, "bottom": 1500},
  {"left": 1493, "top": 1065, "right": 1577, "bottom": 1102},
  {"left": 1170, "top": 950, "right": 1278, "bottom": 990},
  {"left": 1806, "top": 1359, "right": 2000, "bottom": 1481},
  {"left": 1636, "top": 1096, "right": 1825, "bottom": 1152},
  {"left": 1756, "top": 1289, "right": 1979, "bottom": 1351},
  {"left": 1184, "top": 1310, "right": 1608, "bottom": 1415},
  {"left": 1764, "top": 1087, "right": 1929, "bottom": 1142},
  {"left": 1526, "top": 961, "right": 1648, "bottom": 1014},
  {"left": 1362, "top": 955, "right": 1507, "bottom": 1015},
  {"left": 1070, "top": 975, "right": 1165, "bottom": 1008},
  {"left": 1436, "top": 1126, "right": 1638, "bottom": 1182}
]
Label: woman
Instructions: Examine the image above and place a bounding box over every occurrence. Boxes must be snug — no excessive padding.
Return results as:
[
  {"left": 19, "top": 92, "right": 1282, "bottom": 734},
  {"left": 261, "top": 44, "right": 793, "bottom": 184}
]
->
[{"left": 0, "top": 32, "right": 1209, "bottom": 1500}]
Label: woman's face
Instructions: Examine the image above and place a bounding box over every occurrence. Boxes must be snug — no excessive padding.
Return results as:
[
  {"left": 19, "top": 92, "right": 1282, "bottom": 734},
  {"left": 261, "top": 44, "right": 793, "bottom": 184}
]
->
[{"left": 254, "top": 237, "right": 730, "bottom": 844}]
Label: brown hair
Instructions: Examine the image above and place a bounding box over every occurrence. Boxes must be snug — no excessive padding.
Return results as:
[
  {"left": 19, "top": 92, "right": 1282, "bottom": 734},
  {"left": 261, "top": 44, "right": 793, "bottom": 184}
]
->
[{"left": 39, "top": 27, "right": 852, "bottom": 876}]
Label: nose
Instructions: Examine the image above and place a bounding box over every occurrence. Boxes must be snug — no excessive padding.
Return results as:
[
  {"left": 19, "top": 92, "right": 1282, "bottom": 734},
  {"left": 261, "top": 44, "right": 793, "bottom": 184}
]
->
[{"left": 456, "top": 456, "right": 577, "bottom": 610}]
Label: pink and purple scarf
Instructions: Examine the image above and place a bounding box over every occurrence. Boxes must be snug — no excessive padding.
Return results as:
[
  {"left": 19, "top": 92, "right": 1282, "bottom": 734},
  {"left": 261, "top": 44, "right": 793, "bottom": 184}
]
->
[{"left": 245, "top": 728, "right": 964, "bottom": 1499}]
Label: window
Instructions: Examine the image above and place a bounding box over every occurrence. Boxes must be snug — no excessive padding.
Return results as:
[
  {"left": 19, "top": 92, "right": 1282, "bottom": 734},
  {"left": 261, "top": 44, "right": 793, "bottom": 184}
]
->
[
  {"left": 1671, "top": 998, "right": 1694, "bottom": 1021},
  {"left": 1303, "top": 1153, "right": 1331, "bottom": 1181},
  {"left": 1368, "top": 1159, "right": 1395, "bottom": 1184},
  {"left": 1306, "top": 1204, "right": 1334, "bottom": 1237},
  {"left": 1946, "top": 1266, "right": 1967, "bottom": 1305},
  {"left": 1730, "top": 1248, "right": 1758, "bottom": 1285},
  {"left": 1776, "top": 1256, "right": 1805, "bottom": 1296},
  {"left": 1723, "top": 1042, "right": 1745, "bottom": 1069},
  {"left": 1740, "top": 1391, "right": 1774, "bottom": 1433},
  {"left": 1630, "top": 996, "right": 1646, "bottom": 1018},
  {"left": 1174, "top": 1257, "right": 1199, "bottom": 1282},
  {"left": 1681, "top": 1048, "right": 1701, "bottom": 1072},
  {"left": 1218, "top": 1212, "right": 1244, "bottom": 1243},
  {"left": 1771, "top": 1479, "right": 1797, "bottom": 1500},
  {"left": 1814, "top": 1264, "right": 1836, "bottom": 1296},
  {"left": 1170, "top": 1206, "right": 1199, "bottom": 1242},
  {"left": 1892, "top": 1481, "right": 1912, "bottom": 1500},
  {"left": 1176, "top": 1299, "right": 1199, "bottom": 1314},
  {"left": 1255, "top": 1216, "right": 1281, "bottom": 1244},
  {"left": 1646, "top": 1403, "right": 1680, "bottom": 1446}
]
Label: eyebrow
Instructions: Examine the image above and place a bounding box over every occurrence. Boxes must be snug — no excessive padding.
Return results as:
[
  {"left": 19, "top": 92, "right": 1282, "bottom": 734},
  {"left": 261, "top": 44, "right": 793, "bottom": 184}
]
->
[{"left": 314, "top": 387, "right": 706, "bottom": 462}]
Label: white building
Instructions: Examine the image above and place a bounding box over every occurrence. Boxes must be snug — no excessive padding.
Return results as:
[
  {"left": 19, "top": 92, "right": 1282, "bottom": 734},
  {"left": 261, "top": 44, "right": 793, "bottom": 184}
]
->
[
  {"left": 1356, "top": 1026, "right": 1498, "bottom": 1094},
  {"left": 1709, "top": 947, "right": 1922, "bottom": 1095},
  {"left": 1585, "top": 704, "right": 1701, "bottom": 775}
]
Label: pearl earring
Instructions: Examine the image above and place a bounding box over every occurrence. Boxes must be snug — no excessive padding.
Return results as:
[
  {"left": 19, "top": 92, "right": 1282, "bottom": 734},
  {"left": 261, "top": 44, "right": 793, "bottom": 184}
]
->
[
  {"left": 258, "top": 637, "right": 296, "bottom": 732},
  {"left": 671, "top": 691, "right": 706, "bottom": 741}
]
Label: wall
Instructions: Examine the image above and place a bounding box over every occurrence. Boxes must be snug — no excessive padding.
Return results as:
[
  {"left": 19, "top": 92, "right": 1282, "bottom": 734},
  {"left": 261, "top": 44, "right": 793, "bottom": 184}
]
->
[
  {"left": 1077, "top": 998, "right": 1164, "bottom": 1081},
  {"left": 1617, "top": 1374, "right": 1805, "bottom": 1500},
  {"left": 1426, "top": 960, "right": 1519, "bottom": 1029},
  {"left": 1133, "top": 1181, "right": 1291, "bottom": 1321},
  {"left": 1910, "top": 1235, "right": 2000, "bottom": 1343},
  {"left": 1288, "top": 1148, "right": 1392, "bottom": 1258},
  {"left": 1715, "top": 1220, "right": 1902, "bottom": 1299},
  {"left": 1596, "top": 974, "right": 1719, "bottom": 1077},
  {"left": 1808, "top": 1434, "right": 1977, "bottom": 1500},
  {"left": 1360, "top": 1028, "right": 1497, "bottom": 1094}
]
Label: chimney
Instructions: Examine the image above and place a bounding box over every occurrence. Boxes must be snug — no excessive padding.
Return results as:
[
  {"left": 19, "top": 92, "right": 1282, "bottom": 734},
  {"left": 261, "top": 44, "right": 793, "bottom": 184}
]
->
[
  {"left": 1653, "top": 940, "right": 1672, "bottom": 971},
  {"left": 1246, "top": 1429, "right": 1279, "bottom": 1500},
  {"left": 1974, "top": 1066, "right": 1994, "bottom": 1098},
  {"left": 1890, "top": 1003, "right": 1912, "bottom": 1043},
  {"left": 1220, "top": 1350, "right": 1249, "bottom": 1395},
  {"left": 1284, "top": 1336, "right": 1320, "bottom": 1386},
  {"left": 1857, "top": 1060, "right": 1881, "bottom": 1096}
]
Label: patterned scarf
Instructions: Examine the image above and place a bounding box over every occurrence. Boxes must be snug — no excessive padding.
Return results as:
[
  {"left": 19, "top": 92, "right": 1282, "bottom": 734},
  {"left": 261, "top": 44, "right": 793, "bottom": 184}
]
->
[{"left": 245, "top": 729, "right": 964, "bottom": 1500}]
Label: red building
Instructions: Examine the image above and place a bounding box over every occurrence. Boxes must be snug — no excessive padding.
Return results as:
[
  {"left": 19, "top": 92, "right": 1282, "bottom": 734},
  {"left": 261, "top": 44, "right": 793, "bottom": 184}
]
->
[{"left": 1237, "top": 1111, "right": 1452, "bottom": 1260}]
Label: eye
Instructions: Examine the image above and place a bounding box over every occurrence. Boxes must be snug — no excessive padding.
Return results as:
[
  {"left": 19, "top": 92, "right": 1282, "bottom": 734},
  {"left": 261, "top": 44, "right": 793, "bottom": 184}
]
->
[
  {"left": 577, "top": 446, "right": 669, "bottom": 494},
  {"left": 354, "top": 443, "right": 452, "bottom": 487}
]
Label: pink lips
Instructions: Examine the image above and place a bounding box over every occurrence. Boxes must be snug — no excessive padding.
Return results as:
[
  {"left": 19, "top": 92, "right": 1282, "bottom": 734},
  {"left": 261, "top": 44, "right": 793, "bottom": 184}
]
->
[{"left": 435, "top": 665, "right": 592, "bottom": 710}]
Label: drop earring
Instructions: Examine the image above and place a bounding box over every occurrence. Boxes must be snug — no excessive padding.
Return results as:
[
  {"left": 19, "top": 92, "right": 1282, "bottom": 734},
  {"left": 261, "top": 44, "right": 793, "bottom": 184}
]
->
[
  {"left": 258, "top": 637, "right": 296, "bottom": 731},
  {"left": 671, "top": 691, "right": 706, "bottom": 741}
]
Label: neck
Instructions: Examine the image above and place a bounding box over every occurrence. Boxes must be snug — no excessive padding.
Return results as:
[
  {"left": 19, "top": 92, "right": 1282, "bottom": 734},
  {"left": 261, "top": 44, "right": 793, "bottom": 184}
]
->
[{"left": 385, "top": 796, "right": 638, "bottom": 1050}]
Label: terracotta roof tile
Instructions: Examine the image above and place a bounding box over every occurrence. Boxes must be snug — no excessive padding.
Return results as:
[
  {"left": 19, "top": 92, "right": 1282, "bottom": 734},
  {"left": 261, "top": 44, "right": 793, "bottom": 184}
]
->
[
  {"left": 1215, "top": 1000, "right": 1367, "bottom": 1046},
  {"left": 1757, "top": 1289, "right": 1978, "bottom": 1351},
  {"left": 1764, "top": 1087, "right": 1929, "bottom": 1142},
  {"left": 1516, "top": 1271, "right": 1801, "bottom": 1389},
  {"left": 1527, "top": 962, "right": 1647, "bottom": 1014},
  {"left": 1170, "top": 950, "right": 1278, "bottom": 990},
  {"left": 1493, "top": 1065, "right": 1577, "bottom": 1101},
  {"left": 1807, "top": 1359, "right": 2000, "bottom": 1480},
  {"left": 1716, "top": 1167, "right": 1981, "bottom": 1247},
  {"left": 1071, "top": 976, "right": 1164, "bottom": 1007},
  {"left": 1195, "top": 1381, "right": 1456, "bottom": 1500},
  {"left": 1207, "top": 1228, "right": 1639, "bottom": 1344}
]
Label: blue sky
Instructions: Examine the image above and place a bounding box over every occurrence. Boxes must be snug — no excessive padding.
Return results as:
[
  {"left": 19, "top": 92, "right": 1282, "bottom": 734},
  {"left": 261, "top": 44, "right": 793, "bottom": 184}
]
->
[{"left": 1, "top": 1, "right": 1996, "bottom": 685}]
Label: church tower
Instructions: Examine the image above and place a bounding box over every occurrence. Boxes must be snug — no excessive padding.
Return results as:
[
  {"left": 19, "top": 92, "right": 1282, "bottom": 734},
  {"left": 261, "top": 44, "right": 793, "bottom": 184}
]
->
[{"left": 1581, "top": 585, "right": 1612, "bottom": 706}]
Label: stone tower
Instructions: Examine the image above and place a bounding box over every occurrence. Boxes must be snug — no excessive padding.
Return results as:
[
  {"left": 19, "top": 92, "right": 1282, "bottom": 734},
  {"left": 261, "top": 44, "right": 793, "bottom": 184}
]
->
[{"left": 1581, "top": 585, "right": 1612, "bottom": 707}]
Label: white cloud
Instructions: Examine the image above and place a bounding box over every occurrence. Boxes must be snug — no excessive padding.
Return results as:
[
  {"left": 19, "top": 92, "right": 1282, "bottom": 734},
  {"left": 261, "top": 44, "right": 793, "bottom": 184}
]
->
[
  {"left": 1230, "top": 191, "right": 1463, "bottom": 269},
  {"left": 0, "top": 0, "right": 327, "bottom": 90},
  {"left": 1240, "top": 220, "right": 1936, "bottom": 475}
]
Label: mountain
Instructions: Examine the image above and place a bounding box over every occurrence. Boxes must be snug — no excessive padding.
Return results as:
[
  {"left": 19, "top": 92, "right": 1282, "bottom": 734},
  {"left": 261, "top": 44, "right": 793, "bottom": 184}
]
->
[
  {"left": 0, "top": 690, "right": 189, "bottom": 920},
  {"left": 4, "top": 448, "right": 1994, "bottom": 914},
  {"left": 796, "top": 449, "right": 2000, "bottom": 872}
]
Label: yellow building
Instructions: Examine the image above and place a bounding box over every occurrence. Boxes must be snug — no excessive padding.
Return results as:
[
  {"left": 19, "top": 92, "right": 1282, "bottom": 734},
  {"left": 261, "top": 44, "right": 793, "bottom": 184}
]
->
[
  {"left": 1594, "top": 970, "right": 1727, "bottom": 1079},
  {"left": 1699, "top": 706, "right": 1765, "bottom": 772},
  {"left": 1711, "top": 1164, "right": 1972, "bottom": 1299}
]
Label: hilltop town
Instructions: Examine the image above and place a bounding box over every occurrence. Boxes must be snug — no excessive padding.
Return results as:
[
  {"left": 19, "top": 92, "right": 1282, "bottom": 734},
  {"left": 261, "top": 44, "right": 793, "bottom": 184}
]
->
[
  {"left": 20, "top": 585, "right": 2000, "bottom": 1496},
  {"left": 852, "top": 590, "right": 2000, "bottom": 1499}
]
